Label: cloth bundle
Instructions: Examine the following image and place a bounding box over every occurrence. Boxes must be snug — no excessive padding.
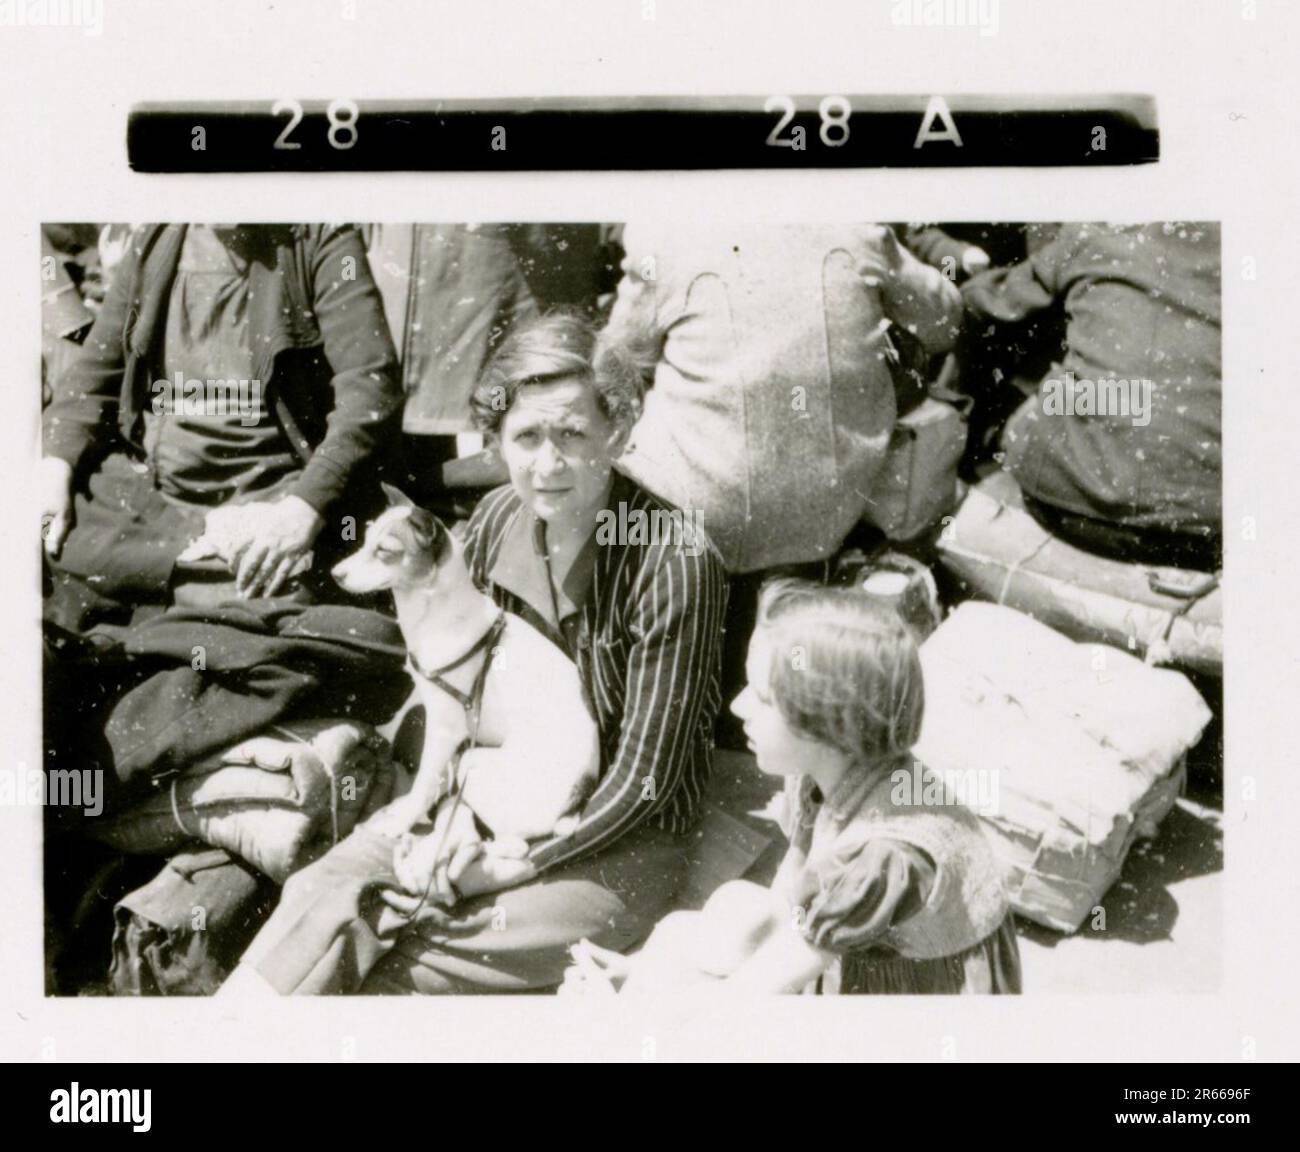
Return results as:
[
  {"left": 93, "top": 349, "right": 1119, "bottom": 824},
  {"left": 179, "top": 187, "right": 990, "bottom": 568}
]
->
[
  {"left": 89, "top": 720, "right": 395, "bottom": 883},
  {"left": 935, "top": 471, "right": 1222, "bottom": 676},
  {"left": 914, "top": 602, "right": 1211, "bottom": 932}
]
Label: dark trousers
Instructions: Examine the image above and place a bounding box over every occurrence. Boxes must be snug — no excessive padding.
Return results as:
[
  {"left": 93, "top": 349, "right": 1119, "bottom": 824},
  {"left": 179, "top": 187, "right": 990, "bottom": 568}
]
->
[
  {"left": 45, "top": 454, "right": 208, "bottom": 634},
  {"left": 1023, "top": 494, "right": 1221, "bottom": 572}
]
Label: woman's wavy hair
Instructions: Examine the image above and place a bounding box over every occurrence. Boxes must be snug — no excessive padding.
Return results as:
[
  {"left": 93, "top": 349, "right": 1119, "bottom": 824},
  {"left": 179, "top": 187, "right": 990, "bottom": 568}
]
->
[
  {"left": 756, "top": 578, "right": 926, "bottom": 765},
  {"left": 470, "top": 310, "right": 645, "bottom": 436}
]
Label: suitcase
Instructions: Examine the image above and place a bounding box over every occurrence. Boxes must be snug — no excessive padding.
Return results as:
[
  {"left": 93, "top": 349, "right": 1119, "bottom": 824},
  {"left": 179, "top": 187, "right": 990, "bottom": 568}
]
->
[{"left": 89, "top": 720, "right": 394, "bottom": 883}]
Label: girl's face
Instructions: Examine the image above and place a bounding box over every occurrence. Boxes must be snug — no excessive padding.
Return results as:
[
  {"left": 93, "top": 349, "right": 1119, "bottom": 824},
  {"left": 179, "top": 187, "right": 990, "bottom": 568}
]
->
[{"left": 730, "top": 631, "right": 819, "bottom": 778}]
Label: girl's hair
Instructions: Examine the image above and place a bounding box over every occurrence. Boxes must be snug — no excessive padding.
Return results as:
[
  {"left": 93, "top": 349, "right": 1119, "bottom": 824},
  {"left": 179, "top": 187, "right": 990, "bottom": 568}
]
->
[
  {"left": 470, "top": 309, "right": 645, "bottom": 436},
  {"left": 756, "top": 578, "right": 925, "bottom": 764}
]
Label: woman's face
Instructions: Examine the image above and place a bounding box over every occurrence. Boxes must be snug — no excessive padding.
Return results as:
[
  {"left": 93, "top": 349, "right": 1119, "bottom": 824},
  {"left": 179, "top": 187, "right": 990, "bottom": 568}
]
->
[
  {"left": 497, "top": 376, "right": 619, "bottom": 525},
  {"left": 730, "top": 631, "right": 817, "bottom": 778}
]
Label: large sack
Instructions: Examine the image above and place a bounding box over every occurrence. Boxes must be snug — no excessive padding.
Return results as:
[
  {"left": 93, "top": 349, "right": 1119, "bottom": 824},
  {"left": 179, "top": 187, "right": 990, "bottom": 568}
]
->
[
  {"left": 935, "top": 471, "right": 1222, "bottom": 677},
  {"left": 89, "top": 720, "right": 395, "bottom": 883},
  {"left": 914, "top": 602, "right": 1211, "bottom": 932}
]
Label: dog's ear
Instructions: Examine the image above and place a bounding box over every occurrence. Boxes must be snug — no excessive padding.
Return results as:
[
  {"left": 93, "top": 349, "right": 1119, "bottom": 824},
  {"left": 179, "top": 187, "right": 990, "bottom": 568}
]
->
[
  {"left": 381, "top": 482, "right": 415, "bottom": 509},
  {"left": 405, "top": 506, "right": 453, "bottom": 565}
]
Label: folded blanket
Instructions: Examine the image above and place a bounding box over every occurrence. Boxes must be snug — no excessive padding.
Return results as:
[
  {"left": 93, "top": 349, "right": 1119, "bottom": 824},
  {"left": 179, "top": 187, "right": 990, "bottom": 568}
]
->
[{"left": 88, "top": 720, "right": 396, "bottom": 883}]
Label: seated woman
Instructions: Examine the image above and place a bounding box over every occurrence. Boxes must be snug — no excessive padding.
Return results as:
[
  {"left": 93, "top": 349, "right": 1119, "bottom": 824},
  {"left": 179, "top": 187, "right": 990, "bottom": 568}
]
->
[
  {"left": 221, "top": 311, "right": 729, "bottom": 995},
  {"left": 564, "top": 580, "right": 1021, "bottom": 995}
]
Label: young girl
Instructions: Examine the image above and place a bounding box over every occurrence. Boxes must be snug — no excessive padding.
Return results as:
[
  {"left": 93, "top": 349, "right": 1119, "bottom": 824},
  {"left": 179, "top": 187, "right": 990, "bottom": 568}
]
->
[{"left": 564, "top": 579, "right": 1022, "bottom": 995}]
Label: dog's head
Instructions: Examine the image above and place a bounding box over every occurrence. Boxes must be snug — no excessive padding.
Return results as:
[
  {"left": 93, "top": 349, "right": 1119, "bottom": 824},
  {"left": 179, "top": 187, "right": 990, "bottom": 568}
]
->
[{"left": 331, "top": 484, "right": 458, "bottom": 595}]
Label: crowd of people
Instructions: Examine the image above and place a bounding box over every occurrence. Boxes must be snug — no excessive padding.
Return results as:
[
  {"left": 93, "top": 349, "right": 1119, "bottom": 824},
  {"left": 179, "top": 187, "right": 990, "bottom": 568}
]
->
[{"left": 39, "top": 220, "right": 1222, "bottom": 996}]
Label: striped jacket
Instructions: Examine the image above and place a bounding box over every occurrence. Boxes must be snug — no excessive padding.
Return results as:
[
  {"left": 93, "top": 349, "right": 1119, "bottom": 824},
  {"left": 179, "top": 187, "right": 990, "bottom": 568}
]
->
[{"left": 461, "top": 470, "right": 728, "bottom": 872}]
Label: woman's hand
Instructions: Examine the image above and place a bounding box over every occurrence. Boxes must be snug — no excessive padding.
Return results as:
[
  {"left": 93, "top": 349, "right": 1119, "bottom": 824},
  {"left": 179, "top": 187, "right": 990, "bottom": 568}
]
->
[
  {"left": 388, "top": 799, "right": 482, "bottom": 900},
  {"left": 392, "top": 829, "right": 483, "bottom": 904},
  {"left": 379, "top": 834, "right": 534, "bottom": 928},
  {"left": 450, "top": 847, "right": 537, "bottom": 899}
]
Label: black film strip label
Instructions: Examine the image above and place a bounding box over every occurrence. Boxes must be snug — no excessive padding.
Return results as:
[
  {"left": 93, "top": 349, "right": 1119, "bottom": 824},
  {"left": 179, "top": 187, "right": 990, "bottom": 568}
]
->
[{"left": 127, "top": 95, "right": 1157, "bottom": 172}]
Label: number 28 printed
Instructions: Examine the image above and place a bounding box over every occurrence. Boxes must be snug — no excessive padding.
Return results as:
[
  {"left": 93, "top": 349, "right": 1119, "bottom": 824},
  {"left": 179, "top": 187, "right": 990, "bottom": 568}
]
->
[
  {"left": 765, "top": 96, "right": 851, "bottom": 148},
  {"left": 272, "top": 99, "right": 360, "bottom": 150}
]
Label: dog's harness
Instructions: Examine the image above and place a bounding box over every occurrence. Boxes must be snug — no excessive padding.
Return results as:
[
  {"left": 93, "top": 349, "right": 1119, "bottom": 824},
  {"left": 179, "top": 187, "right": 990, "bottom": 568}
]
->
[
  {"left": 407, "top": 610, "right": 508, "bottom": 736},
  {"left": 401, "top": 609, "right": 508, "bottom": 919}
]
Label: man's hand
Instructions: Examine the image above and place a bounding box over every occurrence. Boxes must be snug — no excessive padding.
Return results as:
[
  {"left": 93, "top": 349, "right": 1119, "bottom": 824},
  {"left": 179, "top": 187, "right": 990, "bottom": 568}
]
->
[
  {"left": 229, "top": 494, "right": 324, "bottom": 599},
  {"left": 40, "top": 457, "right": 75, "bottom": 559}
]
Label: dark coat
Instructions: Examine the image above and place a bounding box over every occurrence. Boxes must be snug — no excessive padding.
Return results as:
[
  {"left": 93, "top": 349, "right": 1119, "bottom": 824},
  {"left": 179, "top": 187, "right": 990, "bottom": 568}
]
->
[
  {"left": 963, "top": 223, "right": 1221, "bottom": 535},
  {"left": 43, "top": 224, "right": 404, "bottom": 515}
]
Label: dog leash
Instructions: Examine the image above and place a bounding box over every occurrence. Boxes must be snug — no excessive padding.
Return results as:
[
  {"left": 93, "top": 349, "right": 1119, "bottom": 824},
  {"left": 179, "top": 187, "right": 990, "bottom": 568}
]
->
[{"left": 403, "top": 610, "right": 508, "bottom": 921}]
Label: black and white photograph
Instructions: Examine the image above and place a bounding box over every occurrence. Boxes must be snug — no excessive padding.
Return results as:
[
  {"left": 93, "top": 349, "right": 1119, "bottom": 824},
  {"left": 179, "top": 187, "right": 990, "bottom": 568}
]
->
[
  {"left": 37, "top": 219, "right": 1222, "bottom": 1000},
  {"left": 1, "top": 0, "right": 1297, "bottom": 1083}
]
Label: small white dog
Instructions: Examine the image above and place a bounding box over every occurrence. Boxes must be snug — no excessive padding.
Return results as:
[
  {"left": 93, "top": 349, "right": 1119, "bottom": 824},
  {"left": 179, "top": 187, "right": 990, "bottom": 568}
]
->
[{"left": 332, "top": 485, "right": 599, "bottom": 879}]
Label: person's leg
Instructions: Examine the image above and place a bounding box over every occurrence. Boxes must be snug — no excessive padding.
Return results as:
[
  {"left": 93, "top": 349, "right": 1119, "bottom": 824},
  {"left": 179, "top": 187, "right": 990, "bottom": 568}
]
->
[
  {"left": 597, "top": 884, "right": 774, "bottom": 992},
  {"left": 1023, "top": 494, "right": 1222, "bottom": 571},
  {"left": 50, "top": 454, "right": 203, "bottom": 616},
  {"left": 230, "top": 826, "right": 401, "bottom": 996},
  {"left": 361, "top": 823, "right": 688, "bottom": 994}
]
